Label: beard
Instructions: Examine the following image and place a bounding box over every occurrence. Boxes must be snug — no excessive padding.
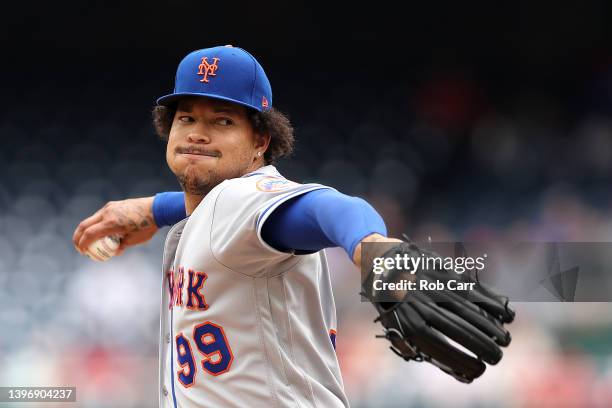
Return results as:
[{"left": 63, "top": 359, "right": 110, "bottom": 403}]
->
[
  {"left": 176, "top": 166, "right": 225, "bottom": 196},
  {"left": 170, "top": 145, "right": 255, "bottom": 196},
  {"left": 175, "top": 160, "right": 253, "bottom": 196}
]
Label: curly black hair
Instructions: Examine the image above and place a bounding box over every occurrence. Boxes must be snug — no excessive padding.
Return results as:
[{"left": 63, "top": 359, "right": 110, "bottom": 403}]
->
[{"left": 152, "top": 104, "right": 294, "bottom": 164}]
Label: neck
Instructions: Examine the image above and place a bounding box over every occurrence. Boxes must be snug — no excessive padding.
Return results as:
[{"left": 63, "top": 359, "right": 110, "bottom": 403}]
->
[
  {"left": 184, "top": 193, "right": 205, "bottom": 215},
  {"left": 183, "top": 162, "right": 268, "bottom": 215}
]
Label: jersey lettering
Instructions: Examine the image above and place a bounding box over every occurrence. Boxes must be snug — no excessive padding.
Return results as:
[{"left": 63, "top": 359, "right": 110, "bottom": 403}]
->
[
  {"left": 176, "top": 321, "right": 234, "bottom": 388},
  {"left": 166, "top": 267, "right": 209, "bottom": 310},
  {"left": 175, "top": 267, "right": 184, "bottom": 307},
  {"left": 166, "top": 270, "right": 174, "bottom": 310},
  {"left": 193, "top": 322, "right": 234, "bottom": 375},
  {"left": 176, "top": 333, "right": 197, "bottom": 387},
  {"left": 186, "top": 269, "right": 209, "bottom": 310}
]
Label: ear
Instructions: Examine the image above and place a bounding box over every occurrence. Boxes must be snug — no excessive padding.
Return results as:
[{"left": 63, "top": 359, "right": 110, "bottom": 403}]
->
[{"left": 254, "top": 132, "right": 271, "bottom": 152}]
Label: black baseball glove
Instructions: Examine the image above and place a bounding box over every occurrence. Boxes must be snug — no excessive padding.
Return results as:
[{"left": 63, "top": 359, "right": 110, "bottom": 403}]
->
[{"left": 361, "top": 241, "right": 515, "bottom": 383}]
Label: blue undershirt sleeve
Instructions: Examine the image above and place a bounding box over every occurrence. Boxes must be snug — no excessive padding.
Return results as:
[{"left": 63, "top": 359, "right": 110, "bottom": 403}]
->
[
  {"left": 261, "top": 189, "right": 387, "bottom": 259},
  {"left": 152, "top": 188, "right": 387, "bottom": 260},
  {"left": 152, "top": 192, "right": 186, "bottom": 227}
]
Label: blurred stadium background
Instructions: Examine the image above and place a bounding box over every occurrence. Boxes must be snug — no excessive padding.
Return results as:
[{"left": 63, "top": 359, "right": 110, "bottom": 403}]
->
[{"left": 1, "top": 1, "right": 612, "bottom": 407}]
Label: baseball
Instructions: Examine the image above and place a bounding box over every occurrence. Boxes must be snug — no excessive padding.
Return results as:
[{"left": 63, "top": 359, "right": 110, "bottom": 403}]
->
[{"left": 86, "top": 235, "right": 121, "bottom": 262}]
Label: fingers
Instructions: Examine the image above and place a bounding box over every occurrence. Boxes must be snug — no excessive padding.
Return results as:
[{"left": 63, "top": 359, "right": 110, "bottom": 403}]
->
[
  {"left": 75, "top": 222, "right": 123, "bottom": 254},
  {"left": 72, "top": 212, "right": 103, "bottom": 253},
  {"left": 73, "top": 197, "right": 159, "bottom": 258}
]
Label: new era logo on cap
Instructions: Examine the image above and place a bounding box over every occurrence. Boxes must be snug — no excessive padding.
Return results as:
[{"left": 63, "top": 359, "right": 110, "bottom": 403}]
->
[{"left": 156, "top": 46, "right": 273, "bottom": 112}]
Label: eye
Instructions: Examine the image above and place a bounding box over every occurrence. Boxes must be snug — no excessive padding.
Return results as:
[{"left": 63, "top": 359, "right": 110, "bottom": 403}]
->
[
  {"left": 177, "top": 115, "right": 194, "bottom": 123},
  {"left": 215, "top": 117, "right": 234, "bottom": 126}
]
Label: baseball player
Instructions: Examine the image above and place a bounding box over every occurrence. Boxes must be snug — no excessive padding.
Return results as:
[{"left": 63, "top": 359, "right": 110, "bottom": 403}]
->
[{"left": 74, "top": 45, "right": 514, "bottom": 407}]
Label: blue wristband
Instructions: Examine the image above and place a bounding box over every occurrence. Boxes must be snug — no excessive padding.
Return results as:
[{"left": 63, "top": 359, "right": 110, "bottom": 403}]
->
[{"left": 152, "top": 192, "right": 186, "bottom": 227}]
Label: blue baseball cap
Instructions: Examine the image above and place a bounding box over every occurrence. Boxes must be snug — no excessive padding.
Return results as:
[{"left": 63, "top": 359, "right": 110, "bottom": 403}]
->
[{"left": 156, "top": 45, "right": 272, "bottom": 112}]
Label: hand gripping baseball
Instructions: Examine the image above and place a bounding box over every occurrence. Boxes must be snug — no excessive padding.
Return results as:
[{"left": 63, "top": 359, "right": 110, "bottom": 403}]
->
[
  {"left": 72, "top": 196, "right": 159, "bottom": 257},
  {"left": 361, "top": 240, "right": 515, "bottom": 383}
]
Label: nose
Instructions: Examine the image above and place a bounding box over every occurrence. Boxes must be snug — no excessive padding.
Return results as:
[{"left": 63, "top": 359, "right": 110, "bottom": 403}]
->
[{"left": 187, "top": 131, "right": 210, "bottom": 144}]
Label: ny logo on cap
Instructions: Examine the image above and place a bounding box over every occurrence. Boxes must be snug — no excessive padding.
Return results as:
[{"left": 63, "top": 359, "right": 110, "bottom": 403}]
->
[{"left": 197, "top": 57, "right": 220, "bottom": 83}]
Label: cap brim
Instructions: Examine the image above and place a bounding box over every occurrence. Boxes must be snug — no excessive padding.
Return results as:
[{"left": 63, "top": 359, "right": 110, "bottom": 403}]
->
[{"left": 156, "top": 92, "right": 262, "bottom": 111}]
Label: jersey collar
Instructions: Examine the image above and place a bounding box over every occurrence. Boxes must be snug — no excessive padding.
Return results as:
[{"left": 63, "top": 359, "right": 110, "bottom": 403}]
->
[{"left": 241, "top": 165, "right": 281, "bottom": 178}]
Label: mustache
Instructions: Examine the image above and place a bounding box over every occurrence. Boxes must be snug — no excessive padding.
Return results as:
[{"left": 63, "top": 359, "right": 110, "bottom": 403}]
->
[{"left": 175, "top": 146, "right": 221, "bottom": 157}]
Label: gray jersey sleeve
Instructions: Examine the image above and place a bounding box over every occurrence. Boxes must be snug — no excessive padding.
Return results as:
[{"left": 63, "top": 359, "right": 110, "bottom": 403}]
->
[{"left": 208, "top": 173, "right": 332, "bottom": 276}]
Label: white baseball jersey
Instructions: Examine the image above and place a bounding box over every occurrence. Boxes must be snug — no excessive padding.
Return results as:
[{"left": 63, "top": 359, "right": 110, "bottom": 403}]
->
[{"left": 159, "top": 165, "right": 349, "bottom": 407}]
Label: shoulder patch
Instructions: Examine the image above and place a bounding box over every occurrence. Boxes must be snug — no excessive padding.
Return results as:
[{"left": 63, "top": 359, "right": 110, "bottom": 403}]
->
[{"left": 255, "top": 176, "right": 298, "bottom": 192}]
